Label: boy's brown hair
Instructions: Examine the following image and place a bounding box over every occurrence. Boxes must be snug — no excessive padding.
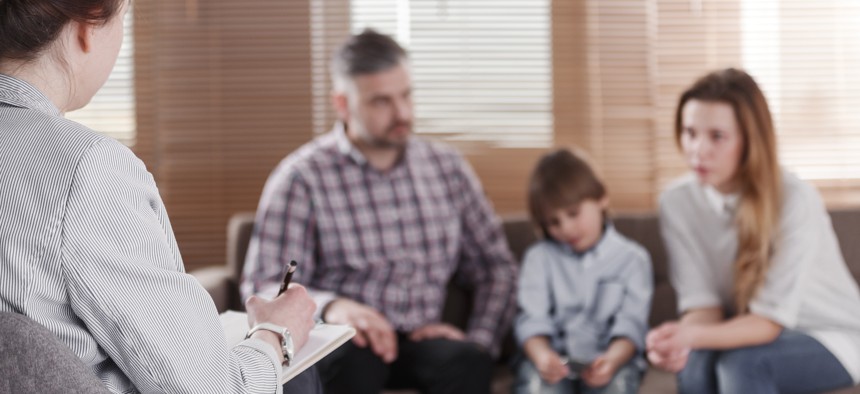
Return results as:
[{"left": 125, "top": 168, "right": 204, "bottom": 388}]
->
[{"left": 528, "top": 148, "right": 607, "bottom": 237}]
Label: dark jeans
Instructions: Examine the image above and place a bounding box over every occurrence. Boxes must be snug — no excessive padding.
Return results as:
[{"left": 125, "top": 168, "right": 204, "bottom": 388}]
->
[
  {"left": 677, "top": 329, "right": 853, "bottom": 394},
  {"left": 284, "top": 366, "right": 324, "bottom": 394},
  {"left": 316, "top": 333, "right": 493, "bottom": 394}
]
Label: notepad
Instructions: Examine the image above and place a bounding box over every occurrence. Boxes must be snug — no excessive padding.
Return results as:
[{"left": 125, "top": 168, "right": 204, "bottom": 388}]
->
[{"left": 219, "top": 310, "right": 355, "bottom": 383}]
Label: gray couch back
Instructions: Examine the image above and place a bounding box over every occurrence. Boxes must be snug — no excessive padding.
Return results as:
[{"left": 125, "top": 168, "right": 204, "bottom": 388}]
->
[
  {"left": 227, "top": 209, "right": 860, "bottom": 361},
  {"left": 502, "top": 209, "right": 860, "bottom": 328}
]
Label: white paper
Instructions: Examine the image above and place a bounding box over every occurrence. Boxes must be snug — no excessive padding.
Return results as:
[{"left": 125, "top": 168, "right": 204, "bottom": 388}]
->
[{"left": 219, "top": 310, "right": 355, "bottom": 383}]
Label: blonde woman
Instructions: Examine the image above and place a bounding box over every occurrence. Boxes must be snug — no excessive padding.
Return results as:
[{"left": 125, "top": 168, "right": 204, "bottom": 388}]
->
[{"left": 646, "top": 68, "right": 860, "bottom": 393}]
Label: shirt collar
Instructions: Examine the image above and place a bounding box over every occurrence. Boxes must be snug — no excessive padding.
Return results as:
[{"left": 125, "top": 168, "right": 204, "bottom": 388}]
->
[
  {"left": 333, "top": 122, "right": 370, "bottom": 166},
  {"left": 0, "top": 74, "right": 62, "bottom": 117},
  {"left": 332, "top": 122, "right": 413, "bottom": 174},
  {"left": 555, "top": 221, "right": 619, "bottom": 259},
  {"left": 702, "top": 185, "right": 739, "bottom": 217}
]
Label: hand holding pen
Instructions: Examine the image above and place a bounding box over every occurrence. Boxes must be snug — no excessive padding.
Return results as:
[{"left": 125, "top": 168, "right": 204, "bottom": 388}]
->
[{"left": 277, "top": 260, "right": 298, "bottom": 296}]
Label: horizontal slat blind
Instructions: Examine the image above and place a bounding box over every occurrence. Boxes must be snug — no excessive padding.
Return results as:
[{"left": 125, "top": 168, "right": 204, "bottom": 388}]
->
[
  {"left": 346, "top": 0, "right": 554, "bottom": 148},
  {"left": 565, "top": 0, "right": 860, "bottom": 210},
  {"left": 134, "top": 0, "right": 314, "bottom": 271},
  {"left": 748, "top": 0, "right": 860, "bottom": 184},
  {"left": 128, "top": 0, "right": 860, "bottom": 271}
]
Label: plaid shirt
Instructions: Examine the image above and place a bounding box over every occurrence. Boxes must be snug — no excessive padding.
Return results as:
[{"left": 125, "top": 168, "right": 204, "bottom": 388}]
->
[{"left": 241, "top": 124, "right": 517, "bottom": 355}]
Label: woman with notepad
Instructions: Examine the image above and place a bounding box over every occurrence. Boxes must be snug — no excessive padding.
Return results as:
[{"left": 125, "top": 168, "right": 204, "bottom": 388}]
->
[{"left": 0, "top": 1, "right": 320, "bottom": 392}]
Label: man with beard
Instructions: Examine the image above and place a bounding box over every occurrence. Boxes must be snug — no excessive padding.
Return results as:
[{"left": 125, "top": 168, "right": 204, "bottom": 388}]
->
[{"left": 241, "top": 29, "right": 518, "bottom": 394}]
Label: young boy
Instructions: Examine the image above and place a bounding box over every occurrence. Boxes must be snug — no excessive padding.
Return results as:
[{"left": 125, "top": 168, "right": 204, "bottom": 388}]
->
[{"left": 513, "top": 148, "right": 653, "bottom": 394}]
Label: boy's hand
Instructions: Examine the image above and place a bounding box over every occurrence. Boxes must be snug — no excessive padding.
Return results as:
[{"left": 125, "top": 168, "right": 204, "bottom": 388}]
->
[
  {"left": 581, "top": 354, "right": 617, "bottom": 388},
  {"left": 533, "top": 348, "right": 570, "bottom": 385}
]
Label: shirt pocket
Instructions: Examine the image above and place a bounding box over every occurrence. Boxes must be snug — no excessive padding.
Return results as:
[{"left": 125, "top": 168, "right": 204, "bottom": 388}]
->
[{"left": 592, "top": 281, "right": 625, "bottom": 323}]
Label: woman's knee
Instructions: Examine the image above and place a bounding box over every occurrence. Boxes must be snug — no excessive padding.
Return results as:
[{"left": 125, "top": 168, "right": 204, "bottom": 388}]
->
[
  {"left": 715, "top": 347, "right": 771, "bottom": 380},
  {"left": 677, "top": 350, "right": 718, "bottom": 394}
]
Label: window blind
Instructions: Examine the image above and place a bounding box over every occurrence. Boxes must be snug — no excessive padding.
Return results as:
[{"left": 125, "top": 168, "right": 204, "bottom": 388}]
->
[
  {"left": 133, "top": 0, "right": 315, "bottom": 271},
  {"left": 565, "top": 0, "right": 860, "bottom": 209},
  {"left": 314, "top": 0, "right": 554, "bottom": 148},
  {"left": 130, "top": 0, "right": 860, "bottom": 270}
]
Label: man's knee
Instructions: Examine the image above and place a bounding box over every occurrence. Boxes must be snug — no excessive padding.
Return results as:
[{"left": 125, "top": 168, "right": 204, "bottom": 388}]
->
[
  {"left": 317, "top": 342, "right": 389, "bottom": 394},
  {"left": 440, "top": 341, "right": 493, "bottom": 374},
  {"left": 425, "top": 340, "right": 494, "bottom": 394}
]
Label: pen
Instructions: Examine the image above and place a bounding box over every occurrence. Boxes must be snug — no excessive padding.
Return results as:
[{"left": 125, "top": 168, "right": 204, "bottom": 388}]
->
[{"left": 277, "top": 260, "right": 298, "bottom": 296}]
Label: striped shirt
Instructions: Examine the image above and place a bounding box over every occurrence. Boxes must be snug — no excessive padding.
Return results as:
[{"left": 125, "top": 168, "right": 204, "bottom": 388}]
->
[
  {"left": 241, "top": 124, "right": 518, "bottom": 356},
  {"left": 0, "top": 74, "right": 284, "bottom": 393}
]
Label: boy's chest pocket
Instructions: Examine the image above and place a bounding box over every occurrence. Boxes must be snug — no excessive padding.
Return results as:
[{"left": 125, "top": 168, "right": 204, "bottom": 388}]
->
[{"left": 592, "top": 281, "right": 625, "bottom": 322}]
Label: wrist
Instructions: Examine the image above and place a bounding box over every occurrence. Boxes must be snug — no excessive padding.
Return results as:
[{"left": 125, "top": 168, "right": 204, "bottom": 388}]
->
[
  {"left": 250, "top": 330, "right": 286, "bottom": 364},
  {"left": 682, "top": 325, "right": 702, "bottom": 350},
  {"left": 246, "top": 323, "right": 295, "bottom": 365},
  {"left": 534, "top": 347, "right": 558, "bottom": 365}
]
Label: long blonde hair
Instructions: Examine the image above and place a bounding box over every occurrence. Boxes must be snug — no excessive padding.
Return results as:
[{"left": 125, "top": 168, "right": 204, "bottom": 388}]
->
[{"left": 674, "top": 68, "right": 782, "bottom": 314}]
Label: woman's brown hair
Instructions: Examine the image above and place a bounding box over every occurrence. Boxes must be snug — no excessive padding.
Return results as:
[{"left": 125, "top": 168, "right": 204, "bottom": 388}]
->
[
  {"left": 0, "top": 0, "right": 124, "bottom": 62},
  {"left": 675, "top": 68, "right": 782, "bottom": 314},
  {"left": 528, "top": 148, "right": 607, "bottom": 238}
]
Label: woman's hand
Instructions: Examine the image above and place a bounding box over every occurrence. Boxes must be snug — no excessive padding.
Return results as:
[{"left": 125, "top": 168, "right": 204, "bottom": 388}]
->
[
  {"left": 646, "top": 321, "right": 693, "bottom": 373},
  {"left": 245, "top": 284, "right": 317, "bottom": 362}
]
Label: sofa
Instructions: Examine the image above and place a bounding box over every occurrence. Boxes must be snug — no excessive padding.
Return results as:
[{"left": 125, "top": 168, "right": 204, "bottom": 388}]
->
[{"left": 193, "top": 210, "right": 860, "bottom": 393}]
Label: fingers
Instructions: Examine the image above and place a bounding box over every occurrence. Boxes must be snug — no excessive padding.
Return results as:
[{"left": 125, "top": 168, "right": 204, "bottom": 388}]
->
[
  {"left": 647, "top": 349, "right": 666, "bottom": 366},
  {"left": 590, "top": 356, "right": 611, "bottom": 375},
  {"left": 537, "top": 352, "right": 570, "bottom": 384},
  {"left": 351, "top": 331, "right": 369, "bottom": 348},
  {"left": 409, "top": 323, "right": 466, "bottom": 341},
  {"left": 323, "top": 298, "right": 399, "bottom": 362},
  {"left": 367, "top": 321, "right": 397, "bottom": 363},
  {"left": 539, "top": 363, "right": 568, "bottom": 385},
  {"left": 667, "top": 348, "right": 690, "bottom": 373},
  {"left": 348, "top": 306, "right": 397, "bottom": 363},
  {"left": 646, "top": 322, "right": 676, "bottom": 347},
  {"left": 244, "top": 286, "right": 317, "bottom": 350},
  {"left": 647, "top": 347, "right": 689, "bottom": 373},
  {"left": 647, "top": 322, "right": 686, "bottom": 358},
  {"left": 541, "top": 369, "right": 566, "bottom": 385}
]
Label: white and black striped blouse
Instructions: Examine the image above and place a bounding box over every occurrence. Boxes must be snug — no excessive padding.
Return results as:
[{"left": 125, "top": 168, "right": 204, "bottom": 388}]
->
[{"left": 0, "top": 74, "right": 283, "bottom": 393}]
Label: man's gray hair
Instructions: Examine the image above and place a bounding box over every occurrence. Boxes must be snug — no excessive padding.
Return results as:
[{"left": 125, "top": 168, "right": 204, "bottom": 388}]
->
[{"left": 330, "top": 29, "right": 408, "bottom": 92}]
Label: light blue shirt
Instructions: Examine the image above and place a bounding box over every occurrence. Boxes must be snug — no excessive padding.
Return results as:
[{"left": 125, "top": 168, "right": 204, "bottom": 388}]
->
[{"left": 515, "top": 224, "right": 653, "bottom": 366}]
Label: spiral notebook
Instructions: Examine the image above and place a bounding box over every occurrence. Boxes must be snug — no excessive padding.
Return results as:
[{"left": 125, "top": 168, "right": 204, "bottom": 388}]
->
[{"left": 219, "top": 310, "right": 355, "bottom": 383}]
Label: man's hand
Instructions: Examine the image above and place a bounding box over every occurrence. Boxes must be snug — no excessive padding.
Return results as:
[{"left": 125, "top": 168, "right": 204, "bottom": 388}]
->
[
  {"left": 646, "top": 321, "right": 692, "bottom": 373},
  {"left": 408, "top": 323, "right": 466, "bottom": 342},
  {"left": 581, "top": 354, "right": 617, "bottom": 388},
  {"left": 244, "top": 284, "right": 317, "bottom": 361},
  {"left": 323, "top": 298, "right": 398, "bottom": 363}
]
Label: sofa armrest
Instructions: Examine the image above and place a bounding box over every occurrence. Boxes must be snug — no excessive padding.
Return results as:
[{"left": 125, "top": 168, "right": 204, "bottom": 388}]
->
[{"left": 190, "top": 266, "right": 237, "bottom": 313}]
